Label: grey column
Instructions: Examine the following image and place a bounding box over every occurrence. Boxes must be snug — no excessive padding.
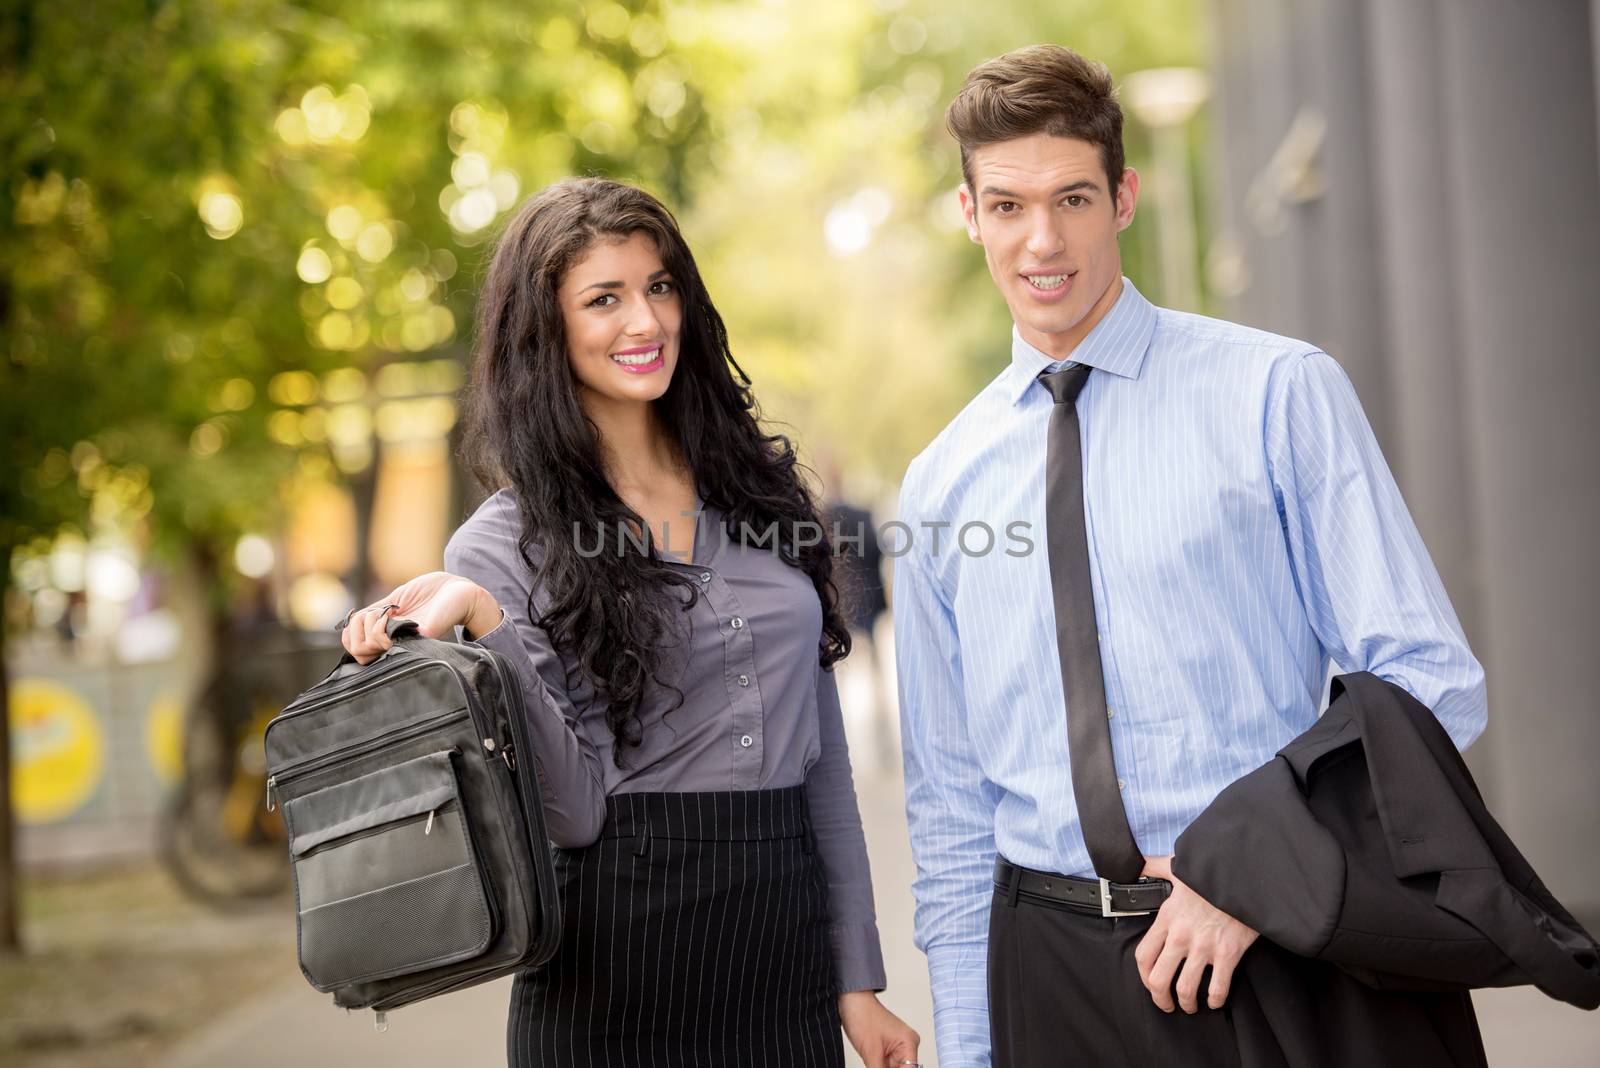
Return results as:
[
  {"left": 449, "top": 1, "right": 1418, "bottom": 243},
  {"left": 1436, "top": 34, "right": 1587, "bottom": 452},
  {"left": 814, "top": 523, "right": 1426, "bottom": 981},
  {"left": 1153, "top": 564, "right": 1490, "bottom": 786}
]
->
[
  {"left": 1437, "top": 0, "right": 1600, "bottom": 917},
  {"left": 1207, "top": 0, "right": 1313, "bottom": 338},
  {"left": 1361, "top": 0, "right": 1490, "bottom": 789},
  {"left": 1295, "top": 0, "right": 1392, "bottom": 439}
]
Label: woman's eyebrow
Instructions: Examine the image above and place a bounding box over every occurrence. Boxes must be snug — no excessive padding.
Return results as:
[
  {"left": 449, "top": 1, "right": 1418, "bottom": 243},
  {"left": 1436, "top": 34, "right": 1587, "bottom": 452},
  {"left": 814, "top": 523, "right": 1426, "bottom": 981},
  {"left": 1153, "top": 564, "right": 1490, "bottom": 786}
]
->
[{"left": 579, "top": 269, "right": 671, "bottom": 295}]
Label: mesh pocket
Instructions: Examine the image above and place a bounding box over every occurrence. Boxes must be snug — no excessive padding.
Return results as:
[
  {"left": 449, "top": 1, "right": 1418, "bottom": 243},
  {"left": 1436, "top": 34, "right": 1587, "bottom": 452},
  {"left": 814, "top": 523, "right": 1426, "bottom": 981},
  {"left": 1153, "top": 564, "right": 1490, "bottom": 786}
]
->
[{"left": 285, "top": 750, "right": 495, "bottom": 990}]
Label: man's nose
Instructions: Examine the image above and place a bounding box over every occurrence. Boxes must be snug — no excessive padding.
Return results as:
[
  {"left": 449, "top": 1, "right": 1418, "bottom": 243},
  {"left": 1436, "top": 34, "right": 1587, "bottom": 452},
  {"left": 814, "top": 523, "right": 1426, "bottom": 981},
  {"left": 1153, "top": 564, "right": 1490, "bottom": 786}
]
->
[{"left": 1025, "top": 210, "right": 1065, "bottom": 260}]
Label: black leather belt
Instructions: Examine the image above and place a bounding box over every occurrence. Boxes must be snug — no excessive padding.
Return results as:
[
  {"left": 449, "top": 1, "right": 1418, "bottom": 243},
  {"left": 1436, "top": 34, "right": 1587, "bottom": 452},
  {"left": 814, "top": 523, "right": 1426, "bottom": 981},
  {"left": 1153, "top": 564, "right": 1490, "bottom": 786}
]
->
[{"left": 993, "top": 857, "right": 1172, "bottom": 917}]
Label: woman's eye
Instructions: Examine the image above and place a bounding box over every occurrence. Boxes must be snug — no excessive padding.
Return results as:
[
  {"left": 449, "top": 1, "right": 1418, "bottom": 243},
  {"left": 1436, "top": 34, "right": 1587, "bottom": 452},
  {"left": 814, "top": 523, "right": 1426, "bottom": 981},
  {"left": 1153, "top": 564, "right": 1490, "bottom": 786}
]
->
[
  {"left": 586, "top": 293, "right": 617, "bottom": 308},
  {"left": 649, "top": 280, "right": 674, "bottom": 295}
]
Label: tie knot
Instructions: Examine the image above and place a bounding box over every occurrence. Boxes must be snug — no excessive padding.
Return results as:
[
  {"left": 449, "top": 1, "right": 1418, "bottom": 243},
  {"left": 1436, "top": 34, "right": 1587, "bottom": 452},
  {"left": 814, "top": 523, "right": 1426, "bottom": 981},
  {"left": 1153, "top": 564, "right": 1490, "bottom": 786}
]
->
[{"left": 1038, "top": 363, "right": 1093, "bottom": 405}]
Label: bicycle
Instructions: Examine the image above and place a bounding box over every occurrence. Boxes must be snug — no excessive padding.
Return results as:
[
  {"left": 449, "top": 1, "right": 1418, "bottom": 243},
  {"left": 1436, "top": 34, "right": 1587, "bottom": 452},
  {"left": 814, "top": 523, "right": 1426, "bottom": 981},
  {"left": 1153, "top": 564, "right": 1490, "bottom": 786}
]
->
[{"left": 156, "top": 619, "right": 343, "bottom": 909}]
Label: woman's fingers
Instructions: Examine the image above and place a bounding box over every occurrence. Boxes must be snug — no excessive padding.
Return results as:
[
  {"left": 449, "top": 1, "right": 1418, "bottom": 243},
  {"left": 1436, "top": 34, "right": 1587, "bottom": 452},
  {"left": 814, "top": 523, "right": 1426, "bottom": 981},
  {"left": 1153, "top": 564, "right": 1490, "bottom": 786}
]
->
[
  {"left": 340, "top": 572, "right": 470, "bottom": 664},
  {"left": 339, "top": 601, "right": 397, "bottom": 664},
  {"left": 889, "top": 1029, "right": 921, "bottom": 1068},
  {"left": 363, "top": 602, "right": 396, "bottom": 657}
]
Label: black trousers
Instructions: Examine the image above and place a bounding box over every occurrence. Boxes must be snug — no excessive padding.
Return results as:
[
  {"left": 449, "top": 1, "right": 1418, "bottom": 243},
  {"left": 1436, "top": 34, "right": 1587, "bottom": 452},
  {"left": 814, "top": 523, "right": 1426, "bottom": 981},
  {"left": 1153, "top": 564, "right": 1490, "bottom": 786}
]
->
[
  {"left": 988, "top": 875, "right": 1488, "bottom": 1068},
  {"left": 508, "top": 787, "right": 844, "bottom": 1067},
  {"left": 989, "top": 881, "right": 1242, "bottom": 1067}
]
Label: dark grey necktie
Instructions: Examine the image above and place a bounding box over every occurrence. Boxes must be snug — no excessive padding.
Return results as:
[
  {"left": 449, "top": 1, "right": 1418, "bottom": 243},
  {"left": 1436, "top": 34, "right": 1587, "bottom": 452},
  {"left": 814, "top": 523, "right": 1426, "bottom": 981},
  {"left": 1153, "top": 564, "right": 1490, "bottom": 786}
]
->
[{"left": 1039, "top": 364, "right": 1145, "bottom": 884}]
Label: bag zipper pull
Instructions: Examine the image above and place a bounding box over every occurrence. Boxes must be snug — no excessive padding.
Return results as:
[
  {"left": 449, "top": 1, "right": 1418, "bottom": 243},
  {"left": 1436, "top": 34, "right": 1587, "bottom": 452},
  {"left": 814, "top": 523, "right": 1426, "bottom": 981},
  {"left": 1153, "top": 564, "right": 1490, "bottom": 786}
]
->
[
  {"left": 265, "top": 775, "right": 277, "bottom": 813},
  {"left": 485, "top": 736, "right": 516, "bottom": 770},
  {"left": 374, "top": 1009, "right": 388, "bottom": 1032},
  {"left": 424, "top": 810, "right": 435, "bottom": 835}
]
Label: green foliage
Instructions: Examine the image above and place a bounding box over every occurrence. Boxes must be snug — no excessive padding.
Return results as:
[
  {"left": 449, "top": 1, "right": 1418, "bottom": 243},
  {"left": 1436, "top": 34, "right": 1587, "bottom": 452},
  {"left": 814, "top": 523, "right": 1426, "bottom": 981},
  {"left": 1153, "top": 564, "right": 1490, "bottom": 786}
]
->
[{"left": 2, "top": 0, "right": 1204, "bottom": 573}]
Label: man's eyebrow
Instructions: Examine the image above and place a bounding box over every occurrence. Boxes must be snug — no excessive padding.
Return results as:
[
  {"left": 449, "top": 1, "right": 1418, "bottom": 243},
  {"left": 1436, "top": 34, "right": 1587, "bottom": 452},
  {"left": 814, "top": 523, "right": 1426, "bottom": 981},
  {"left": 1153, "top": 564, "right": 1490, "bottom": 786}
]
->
[
  {"left": 979, "top": 180, "right": 1102, "bottom": 199},
  {"left": 579, "top": 269, "right": 671, "bottom": 295}
]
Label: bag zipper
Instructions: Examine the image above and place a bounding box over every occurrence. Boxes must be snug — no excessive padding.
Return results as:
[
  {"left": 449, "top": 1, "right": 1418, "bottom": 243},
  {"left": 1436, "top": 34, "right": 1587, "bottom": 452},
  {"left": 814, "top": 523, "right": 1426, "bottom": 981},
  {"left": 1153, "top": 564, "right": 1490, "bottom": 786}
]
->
[
  {"left": 266, "top": 655, "right": 432, "bottom": 745},
  {"left": 294, "top": 799, "right": 454, "bottom": 860},
  {"left": 479, "top": 651, "right": 562, "bottom": 962},
  {"left": 267, "top": 707, "right": 469, "bottom": 812}
]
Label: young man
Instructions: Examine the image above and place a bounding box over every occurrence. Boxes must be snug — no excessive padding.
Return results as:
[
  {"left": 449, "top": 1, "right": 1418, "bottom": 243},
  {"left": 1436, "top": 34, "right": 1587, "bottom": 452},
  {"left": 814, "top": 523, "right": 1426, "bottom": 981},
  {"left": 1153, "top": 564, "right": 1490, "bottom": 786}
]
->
[{"left": 893, "top": 45, "right": 1486, "bottom": 1067}]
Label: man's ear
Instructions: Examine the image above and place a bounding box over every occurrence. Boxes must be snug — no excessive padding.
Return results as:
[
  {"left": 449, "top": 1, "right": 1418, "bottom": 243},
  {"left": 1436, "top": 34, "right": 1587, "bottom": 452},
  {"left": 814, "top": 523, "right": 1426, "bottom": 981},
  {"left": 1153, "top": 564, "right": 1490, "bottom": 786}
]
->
[
  {"left": 958, "top": 182, "right": 982, "bottom": 244},
  {"left": 1115, "top": 167, "right": 1140, "bottom": 233}
]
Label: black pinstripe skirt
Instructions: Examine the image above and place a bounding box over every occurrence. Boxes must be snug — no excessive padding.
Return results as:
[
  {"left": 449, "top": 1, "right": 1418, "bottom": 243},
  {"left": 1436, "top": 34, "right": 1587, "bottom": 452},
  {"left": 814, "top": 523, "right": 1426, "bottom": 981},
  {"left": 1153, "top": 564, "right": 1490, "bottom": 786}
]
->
[{"left": 507, "top": 786, "right": 844, "bottom": 1067}]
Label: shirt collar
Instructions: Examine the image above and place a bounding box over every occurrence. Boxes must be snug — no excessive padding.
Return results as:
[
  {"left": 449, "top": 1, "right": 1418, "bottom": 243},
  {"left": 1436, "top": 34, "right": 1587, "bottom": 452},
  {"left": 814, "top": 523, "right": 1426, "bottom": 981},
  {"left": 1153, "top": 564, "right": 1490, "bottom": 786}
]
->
[{"left": 1004, "top": 275, "right": 1158, "bottom": 406}]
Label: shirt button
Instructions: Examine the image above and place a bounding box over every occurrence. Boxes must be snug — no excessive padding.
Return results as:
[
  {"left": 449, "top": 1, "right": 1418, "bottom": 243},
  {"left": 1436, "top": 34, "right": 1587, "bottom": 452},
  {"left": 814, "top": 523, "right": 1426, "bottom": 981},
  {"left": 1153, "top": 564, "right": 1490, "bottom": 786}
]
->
[
  {"left": 739, "top": 734, "right": 754, "bottom": 748},
  {"left": 699, "top": 571, "right": 711, "bottom": 583},
  {"left": 737, "top": 674, "right": 750, "bottom": 687},
  {"left": 730, "top": 616, "right": 745, "bottom": 630},
  {"left": 1117, "top": 777, "right": 1127, "bottom": 790},
  {"left": 1107, "top": 706, "right": 1116, "bottom": 719}
]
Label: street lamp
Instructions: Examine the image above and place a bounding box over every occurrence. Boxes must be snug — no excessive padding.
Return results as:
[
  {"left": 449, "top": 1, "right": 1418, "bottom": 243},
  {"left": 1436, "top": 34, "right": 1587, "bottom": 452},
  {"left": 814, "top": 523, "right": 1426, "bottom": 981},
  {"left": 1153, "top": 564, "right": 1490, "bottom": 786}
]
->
[{"left": 1123, "top": 67, "right": 1211, "bottom": 312}]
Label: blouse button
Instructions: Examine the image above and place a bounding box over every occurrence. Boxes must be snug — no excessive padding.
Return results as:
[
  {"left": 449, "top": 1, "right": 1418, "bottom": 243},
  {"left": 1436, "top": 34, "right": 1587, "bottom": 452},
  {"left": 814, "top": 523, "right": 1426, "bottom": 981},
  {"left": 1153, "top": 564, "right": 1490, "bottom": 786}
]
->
[
  {"left": 730, "top": 616, "right": 745, "bottom": 630},
  {"left": 739, "top": 734, "right": 754, "bottom": 748},
  {"left": 737, "top": 674, "right": 750, "bottom": 687}
]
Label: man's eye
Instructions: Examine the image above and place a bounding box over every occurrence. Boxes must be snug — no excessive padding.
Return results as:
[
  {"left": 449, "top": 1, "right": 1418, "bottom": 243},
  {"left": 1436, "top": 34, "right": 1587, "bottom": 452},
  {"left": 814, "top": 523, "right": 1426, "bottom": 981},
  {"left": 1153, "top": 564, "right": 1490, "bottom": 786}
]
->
[
  {"left": 1065, "top": 195, "right": 1087, "bottom": 208},
  {"left": 993, "top": 202, "right": 1018, "bottom": 214}
]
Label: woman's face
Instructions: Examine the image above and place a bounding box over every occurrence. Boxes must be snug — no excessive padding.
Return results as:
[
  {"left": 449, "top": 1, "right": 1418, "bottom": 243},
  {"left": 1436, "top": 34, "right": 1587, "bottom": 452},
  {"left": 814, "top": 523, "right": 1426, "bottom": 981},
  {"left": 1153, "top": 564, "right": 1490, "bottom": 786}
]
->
[{"left": 556, "top": 231, "right": 683, "bottom": 409}]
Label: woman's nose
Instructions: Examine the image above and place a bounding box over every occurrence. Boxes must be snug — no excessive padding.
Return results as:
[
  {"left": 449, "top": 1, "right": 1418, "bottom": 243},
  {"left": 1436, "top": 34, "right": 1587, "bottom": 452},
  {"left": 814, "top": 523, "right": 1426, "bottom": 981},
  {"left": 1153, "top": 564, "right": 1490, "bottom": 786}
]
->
[{"left": 623, "top": 294, "right": 663, "bottom": 338}]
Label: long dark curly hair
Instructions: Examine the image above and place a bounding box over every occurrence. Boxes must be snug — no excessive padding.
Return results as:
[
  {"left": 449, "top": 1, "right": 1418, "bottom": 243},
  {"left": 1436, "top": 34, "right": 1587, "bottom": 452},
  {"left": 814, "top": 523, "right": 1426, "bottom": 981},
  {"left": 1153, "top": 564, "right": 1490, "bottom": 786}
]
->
[{"left": 459, "top": 178, "right": 850, "bottom": 766}]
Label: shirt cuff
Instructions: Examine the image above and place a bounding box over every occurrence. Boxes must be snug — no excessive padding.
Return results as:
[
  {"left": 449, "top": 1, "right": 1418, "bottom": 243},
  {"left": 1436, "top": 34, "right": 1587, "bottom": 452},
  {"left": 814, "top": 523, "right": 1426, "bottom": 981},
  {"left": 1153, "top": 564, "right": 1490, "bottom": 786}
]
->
[
  {"left": 927, "top": 939, "right": 993, "bottom": 1067},
  {"left": 830, "top": 919, "right": 888, "bottom": 994}
]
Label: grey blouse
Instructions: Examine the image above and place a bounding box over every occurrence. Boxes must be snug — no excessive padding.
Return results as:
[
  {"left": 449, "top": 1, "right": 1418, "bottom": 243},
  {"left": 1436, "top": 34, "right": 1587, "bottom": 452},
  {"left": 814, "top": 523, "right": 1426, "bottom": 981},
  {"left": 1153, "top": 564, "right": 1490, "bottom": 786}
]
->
[{"left": 442, "top": 488, "right": 886, "bottom": 994}]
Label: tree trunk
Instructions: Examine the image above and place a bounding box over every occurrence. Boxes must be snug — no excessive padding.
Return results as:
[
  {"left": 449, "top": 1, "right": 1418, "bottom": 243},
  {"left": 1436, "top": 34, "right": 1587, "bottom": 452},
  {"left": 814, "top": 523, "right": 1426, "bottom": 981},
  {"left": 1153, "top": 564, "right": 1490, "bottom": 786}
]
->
[{"left": 0, "top": 547, "right": 23, "bottom": 955}]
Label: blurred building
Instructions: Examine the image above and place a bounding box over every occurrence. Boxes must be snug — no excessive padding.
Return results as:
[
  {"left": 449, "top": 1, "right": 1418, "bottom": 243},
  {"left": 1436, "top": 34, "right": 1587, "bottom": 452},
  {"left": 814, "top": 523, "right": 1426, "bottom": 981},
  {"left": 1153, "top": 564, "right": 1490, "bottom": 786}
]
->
[{"left": 1206, "top": 0, "right": 1600, "bottom": 921}]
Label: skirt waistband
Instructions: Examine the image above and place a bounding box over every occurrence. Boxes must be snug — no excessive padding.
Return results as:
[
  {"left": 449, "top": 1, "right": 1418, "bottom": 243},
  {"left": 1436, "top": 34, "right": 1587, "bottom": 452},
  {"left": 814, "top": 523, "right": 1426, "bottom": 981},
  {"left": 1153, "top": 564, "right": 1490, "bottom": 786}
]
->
[{"left": 597, "top": 786, "right": 809, "bottom": 843}]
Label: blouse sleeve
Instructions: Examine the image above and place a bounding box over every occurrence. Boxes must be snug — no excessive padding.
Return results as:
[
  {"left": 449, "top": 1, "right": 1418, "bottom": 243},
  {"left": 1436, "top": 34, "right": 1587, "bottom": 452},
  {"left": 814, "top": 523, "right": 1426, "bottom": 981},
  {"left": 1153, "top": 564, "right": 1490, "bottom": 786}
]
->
[
  {"left": 444, "top": 537, "right": 608, "bottom": 848},
  {"left": 803, "top": 660, "right": 888, "bottom": 993}
]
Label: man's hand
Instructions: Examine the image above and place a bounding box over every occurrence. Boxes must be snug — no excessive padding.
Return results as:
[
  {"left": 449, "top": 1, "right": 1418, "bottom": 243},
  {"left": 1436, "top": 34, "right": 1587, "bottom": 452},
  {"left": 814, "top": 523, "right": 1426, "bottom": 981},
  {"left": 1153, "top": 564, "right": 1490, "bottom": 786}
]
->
[{"left": 1133, "top": 854, "right": 1258, "bottom": 1014}]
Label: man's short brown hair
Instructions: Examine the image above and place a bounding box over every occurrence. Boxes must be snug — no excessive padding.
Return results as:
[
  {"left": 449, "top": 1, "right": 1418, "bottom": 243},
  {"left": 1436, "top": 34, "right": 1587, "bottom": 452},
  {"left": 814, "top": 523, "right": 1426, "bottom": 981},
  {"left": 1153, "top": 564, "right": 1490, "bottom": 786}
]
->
[{"left": 946, "top": 44, "right": 1126, "bottom": 204}]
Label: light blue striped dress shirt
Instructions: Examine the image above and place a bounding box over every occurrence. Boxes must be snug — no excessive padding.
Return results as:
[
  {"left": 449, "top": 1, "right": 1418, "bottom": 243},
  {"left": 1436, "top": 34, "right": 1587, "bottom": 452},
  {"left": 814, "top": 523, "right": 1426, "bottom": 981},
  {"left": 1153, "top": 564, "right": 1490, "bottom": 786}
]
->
[{"left": 892, "top": 277, "right": 1487, "bottom": 1067}]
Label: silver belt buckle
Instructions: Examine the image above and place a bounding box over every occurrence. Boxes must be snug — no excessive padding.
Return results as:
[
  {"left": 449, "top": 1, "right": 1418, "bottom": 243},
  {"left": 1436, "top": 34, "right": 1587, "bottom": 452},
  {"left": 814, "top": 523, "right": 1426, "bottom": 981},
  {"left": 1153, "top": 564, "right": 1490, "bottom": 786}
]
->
[{"left": 1099, "top": 877, "right": 1149, "bottom": 917}]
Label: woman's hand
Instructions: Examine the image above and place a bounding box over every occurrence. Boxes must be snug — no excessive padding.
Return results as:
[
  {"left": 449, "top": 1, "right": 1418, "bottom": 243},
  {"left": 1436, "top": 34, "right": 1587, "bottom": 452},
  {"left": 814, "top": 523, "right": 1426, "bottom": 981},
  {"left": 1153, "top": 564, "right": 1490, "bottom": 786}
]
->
[
  {"left": 339, "top": 571, "right": 503, "bottom": 665},
  {"left": 838, "top": 991, "right": 921, "bottom": 1068}
]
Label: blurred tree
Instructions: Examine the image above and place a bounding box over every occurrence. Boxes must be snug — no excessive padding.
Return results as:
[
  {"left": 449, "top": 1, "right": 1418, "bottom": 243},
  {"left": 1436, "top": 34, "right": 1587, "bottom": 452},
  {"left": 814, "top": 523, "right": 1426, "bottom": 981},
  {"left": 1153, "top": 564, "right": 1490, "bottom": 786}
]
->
[
  {"left": 679, "top": 0, "right": 1204, "bottom": 496},
  {"left": 0, "top": 0, "right": 718, "bottom": 954},
  {"left": 1, "top": 0, "right": 1202, "bottom": 955}
]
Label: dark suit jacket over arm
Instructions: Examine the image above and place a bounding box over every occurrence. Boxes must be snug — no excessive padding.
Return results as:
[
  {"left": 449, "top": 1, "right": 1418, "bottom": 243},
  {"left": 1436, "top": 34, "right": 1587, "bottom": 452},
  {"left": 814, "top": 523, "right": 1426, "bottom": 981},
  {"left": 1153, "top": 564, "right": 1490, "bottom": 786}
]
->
[{"left": 1173, "top": 672, "right": 1599, "bottom": 1066}]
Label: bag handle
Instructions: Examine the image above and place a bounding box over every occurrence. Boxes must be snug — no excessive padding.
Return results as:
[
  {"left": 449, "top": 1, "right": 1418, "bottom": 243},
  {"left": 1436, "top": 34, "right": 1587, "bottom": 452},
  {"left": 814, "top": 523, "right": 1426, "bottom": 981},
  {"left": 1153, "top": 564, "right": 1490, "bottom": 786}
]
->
[{"left": 327, "top": 610, "right": 423, "bottom": 674}]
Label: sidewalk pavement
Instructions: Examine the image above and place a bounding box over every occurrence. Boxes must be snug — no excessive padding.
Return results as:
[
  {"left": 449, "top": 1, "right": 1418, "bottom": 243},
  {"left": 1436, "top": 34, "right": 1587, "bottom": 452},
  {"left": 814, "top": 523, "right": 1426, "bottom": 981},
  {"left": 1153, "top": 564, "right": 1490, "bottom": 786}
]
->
[{"left": 164, "top": 655, "right": 1599, "bottom": 1067}]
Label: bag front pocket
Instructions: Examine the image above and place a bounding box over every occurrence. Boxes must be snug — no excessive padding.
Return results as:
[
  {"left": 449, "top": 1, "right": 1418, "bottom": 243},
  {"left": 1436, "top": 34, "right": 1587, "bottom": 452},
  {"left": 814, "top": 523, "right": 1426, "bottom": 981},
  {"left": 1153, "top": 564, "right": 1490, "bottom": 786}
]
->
[{"left": 284, "top": 748, "right": 496, "bottom": 990}]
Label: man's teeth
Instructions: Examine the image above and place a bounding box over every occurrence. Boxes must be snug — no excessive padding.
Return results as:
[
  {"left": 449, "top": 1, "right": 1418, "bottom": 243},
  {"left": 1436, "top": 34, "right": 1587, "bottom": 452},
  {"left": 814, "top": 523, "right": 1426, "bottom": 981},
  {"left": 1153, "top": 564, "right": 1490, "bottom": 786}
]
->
[
  {"left": 1026, "top": 274, "right": 1069, "bottom": 290},
  {"left": 611, "top": 348, "right": 660, "bottom": 365}
]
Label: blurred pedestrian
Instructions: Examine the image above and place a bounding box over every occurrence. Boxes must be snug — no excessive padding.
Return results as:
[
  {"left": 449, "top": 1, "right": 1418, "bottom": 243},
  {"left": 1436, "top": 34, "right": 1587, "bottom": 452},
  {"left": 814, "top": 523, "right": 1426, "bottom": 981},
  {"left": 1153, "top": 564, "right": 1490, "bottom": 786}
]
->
[
  {"left": 818, "top": 456, "right": 896, "bottom": 771},
  {"left": 341, "top": 178, "right": 919, "bottom": 1068}
]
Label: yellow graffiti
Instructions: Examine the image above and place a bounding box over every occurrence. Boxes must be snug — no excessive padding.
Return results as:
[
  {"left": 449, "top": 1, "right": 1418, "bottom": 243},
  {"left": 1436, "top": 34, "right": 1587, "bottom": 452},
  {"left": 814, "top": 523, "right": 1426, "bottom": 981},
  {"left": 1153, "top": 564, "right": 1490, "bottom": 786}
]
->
[
  {"left": 8, "top": 679, "right": 106, "bottom": 824},
  {"left": 146, "top": 691, "right": 185, "bottom": 786}
]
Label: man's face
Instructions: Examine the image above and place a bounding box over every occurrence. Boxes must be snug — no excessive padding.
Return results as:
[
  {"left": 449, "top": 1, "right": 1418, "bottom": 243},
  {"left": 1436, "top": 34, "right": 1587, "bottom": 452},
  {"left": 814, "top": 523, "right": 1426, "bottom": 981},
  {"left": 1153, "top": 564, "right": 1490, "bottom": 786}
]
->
[{"left": 959, "top": 132, "right": 1138, "bottom": 359}]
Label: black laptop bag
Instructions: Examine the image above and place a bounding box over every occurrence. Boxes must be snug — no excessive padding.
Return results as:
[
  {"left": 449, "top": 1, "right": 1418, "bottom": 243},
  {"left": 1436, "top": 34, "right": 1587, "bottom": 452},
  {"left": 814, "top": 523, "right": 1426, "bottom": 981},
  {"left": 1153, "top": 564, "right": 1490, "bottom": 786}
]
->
[{"left": 263, "top": 614, "right": 561, "bottom": 1030}]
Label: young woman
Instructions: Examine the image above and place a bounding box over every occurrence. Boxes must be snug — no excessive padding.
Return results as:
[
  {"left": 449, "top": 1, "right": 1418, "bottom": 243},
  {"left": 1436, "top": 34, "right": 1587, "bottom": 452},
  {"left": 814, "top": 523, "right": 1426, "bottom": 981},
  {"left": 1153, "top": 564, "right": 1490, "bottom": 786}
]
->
[{"left": 339, "top": 178, "right": 921, "bottom": 1068}]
